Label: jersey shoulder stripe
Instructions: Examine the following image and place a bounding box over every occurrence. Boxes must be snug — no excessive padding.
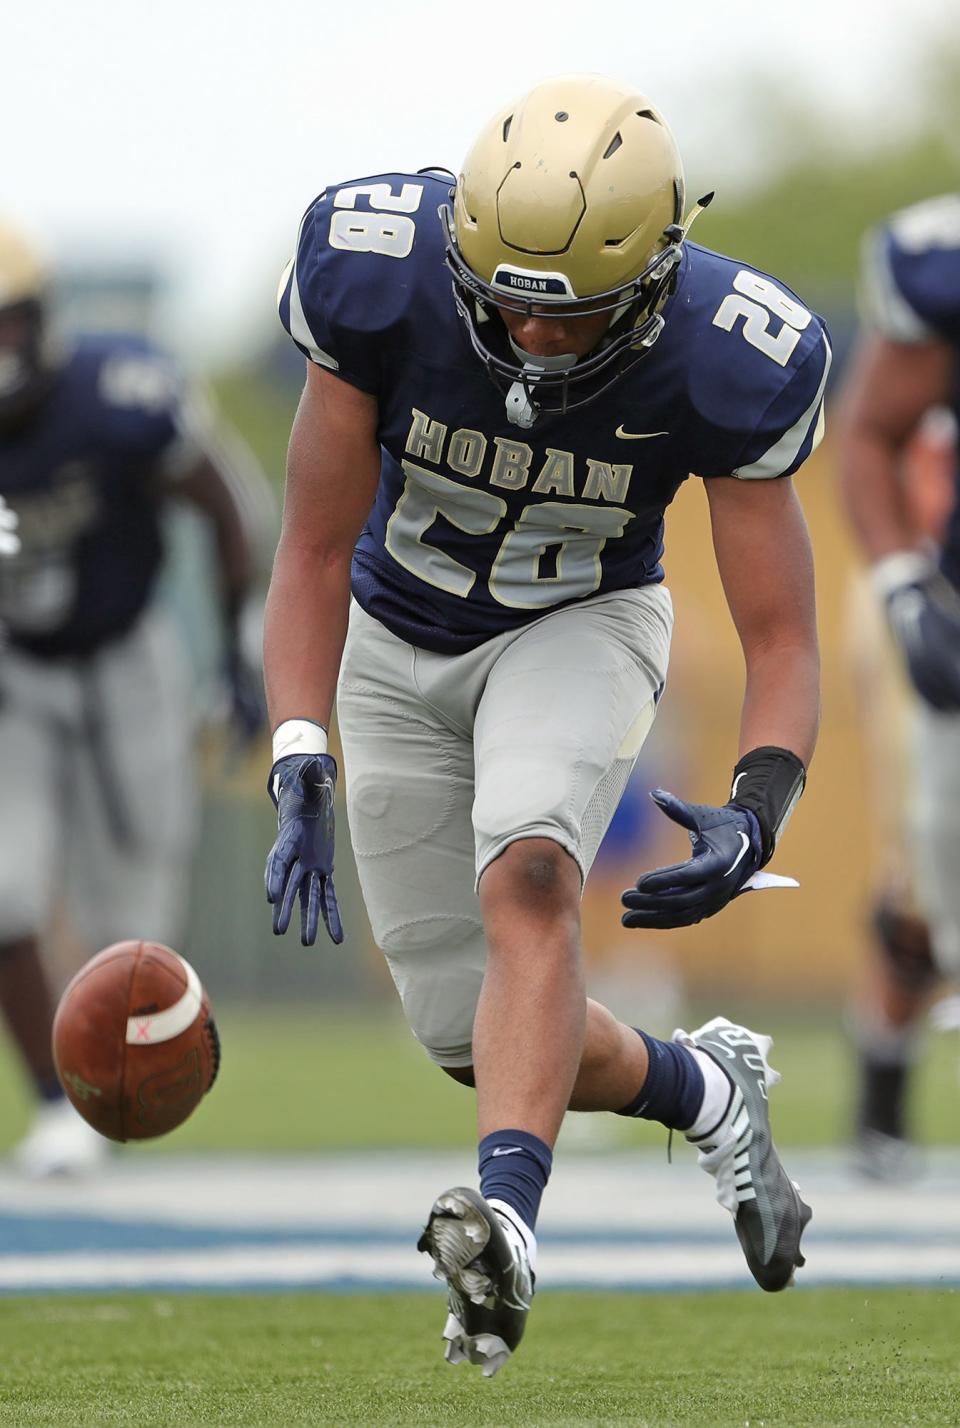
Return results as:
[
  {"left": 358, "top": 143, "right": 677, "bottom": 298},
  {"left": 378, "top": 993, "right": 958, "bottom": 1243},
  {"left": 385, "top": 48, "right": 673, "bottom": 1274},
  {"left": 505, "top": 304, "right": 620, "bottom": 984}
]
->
[
  {"left": 278, "top": 243, "right": 340, "bottom": 373},
  {"left": 733, "top": 330, "right": 832, "bottom": 479},
  {"left": 859, "top": 225, "right": 936, "bottom": 341}
]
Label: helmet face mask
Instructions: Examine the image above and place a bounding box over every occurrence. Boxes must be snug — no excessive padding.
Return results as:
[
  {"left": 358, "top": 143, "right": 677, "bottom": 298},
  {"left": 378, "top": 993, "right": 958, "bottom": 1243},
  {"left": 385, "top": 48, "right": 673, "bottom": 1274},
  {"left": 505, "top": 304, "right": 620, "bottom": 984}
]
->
[
  {"left": 0, "top": 298, "right": 55, "bottom": 426},
  {"left": 442, "top": 200, "right": 683, "bottom": 419},
  {"left": 0, "top": 225, "right": 54, "bottom": 424},
  {"left": 442, "top": 74, "right": 690, "bottom": 424}
]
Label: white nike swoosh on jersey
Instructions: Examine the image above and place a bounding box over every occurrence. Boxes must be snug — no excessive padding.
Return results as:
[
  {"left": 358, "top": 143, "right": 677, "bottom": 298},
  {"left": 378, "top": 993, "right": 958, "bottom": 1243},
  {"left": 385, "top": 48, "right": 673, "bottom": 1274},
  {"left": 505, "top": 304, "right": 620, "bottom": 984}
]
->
[
  {"left": 724, "top": 831, "right": 751, "bottom": 877},
  {"left": 615, "top": 426, "right": 669, "bottom": 439},
  {"left": 730, "top": 771, "right": 747, "bottom": 799},
  {"left": 491, "top": 1146, "right": 524, "bottom": 1157}
]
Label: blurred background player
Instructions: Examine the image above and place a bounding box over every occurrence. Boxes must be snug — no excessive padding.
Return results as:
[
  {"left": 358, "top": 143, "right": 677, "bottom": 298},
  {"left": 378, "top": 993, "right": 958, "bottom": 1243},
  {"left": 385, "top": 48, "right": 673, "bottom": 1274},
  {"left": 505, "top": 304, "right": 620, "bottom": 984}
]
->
[
  {"left": 837, "top": 194, "right": 960, "bottom": 1180},
  {"left": 0, "top": 221, "right": 270, "bottom": 1176}
]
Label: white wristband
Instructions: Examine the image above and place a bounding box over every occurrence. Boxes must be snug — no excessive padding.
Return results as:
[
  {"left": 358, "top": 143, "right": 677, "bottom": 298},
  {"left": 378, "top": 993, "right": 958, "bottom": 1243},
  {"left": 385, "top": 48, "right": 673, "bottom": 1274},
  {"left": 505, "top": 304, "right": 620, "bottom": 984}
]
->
[
  {"left": 272, "top": 719, "right": 328, "bottom": 762},
  {"left": 870, "top": 550, "right": 934, "bottom": 602}
]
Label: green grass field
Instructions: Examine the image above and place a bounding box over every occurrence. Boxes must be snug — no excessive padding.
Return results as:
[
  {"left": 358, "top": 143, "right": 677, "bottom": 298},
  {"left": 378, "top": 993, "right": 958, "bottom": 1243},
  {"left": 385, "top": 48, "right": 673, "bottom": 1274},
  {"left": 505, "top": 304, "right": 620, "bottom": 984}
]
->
[
  {"left": 2, "top": 1004, "right": 958, "bottom": 1155},
  {"left": 0, "top": 1289, "right": 957, "bottom": 1426},
  {"left": 1, "top": 1008, "right": 958, "bottom": 1425}
]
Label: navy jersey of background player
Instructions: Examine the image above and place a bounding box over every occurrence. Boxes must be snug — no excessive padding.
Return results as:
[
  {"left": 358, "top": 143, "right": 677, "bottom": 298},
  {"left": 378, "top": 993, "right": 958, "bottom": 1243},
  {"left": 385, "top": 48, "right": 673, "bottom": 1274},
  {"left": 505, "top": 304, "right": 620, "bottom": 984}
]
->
[
  {"left": 0, "top": 335, "right": 188, "bottom": 658},
  {"left": 862, "top": 194, "right": 960, "bottom": 588},
  {"left": 279, "top": 172, "right": 832, "bottom": 654}
]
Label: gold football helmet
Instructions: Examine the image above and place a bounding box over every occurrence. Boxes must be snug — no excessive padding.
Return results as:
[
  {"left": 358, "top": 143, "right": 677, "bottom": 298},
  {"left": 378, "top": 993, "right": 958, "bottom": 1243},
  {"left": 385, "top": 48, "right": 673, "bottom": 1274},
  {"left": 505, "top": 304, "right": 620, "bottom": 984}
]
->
[
  {"left": 0, "top": 223, "right": 47, "bottom": 311},
  {"left": 442, "top": 75, "right": 701, "bottom": 423}
]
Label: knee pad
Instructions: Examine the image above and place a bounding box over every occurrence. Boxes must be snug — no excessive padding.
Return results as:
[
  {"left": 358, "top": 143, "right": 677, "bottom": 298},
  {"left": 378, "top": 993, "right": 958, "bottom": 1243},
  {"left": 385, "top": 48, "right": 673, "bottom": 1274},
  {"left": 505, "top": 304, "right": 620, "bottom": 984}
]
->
[
  {"left": 389, "top": 962, "right": 480, "bottom": 1067},
  {"left": 380, "top": 913, "right": 484, "bottom": 1068},
  {"left": 872, "top": 901, "right": 938, "bottom": 992}
]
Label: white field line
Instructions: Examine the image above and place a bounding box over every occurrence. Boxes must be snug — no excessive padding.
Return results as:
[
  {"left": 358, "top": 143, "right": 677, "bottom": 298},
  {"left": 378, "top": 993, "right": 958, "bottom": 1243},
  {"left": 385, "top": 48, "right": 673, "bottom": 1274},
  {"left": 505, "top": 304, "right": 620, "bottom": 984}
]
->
[
  {"left": 2, "top": 1153, "right": 960, "bottom": 1291},
  {"left": 2, "top": 1152, "right": 959, "bottom": 1232},
  {"left": 1, "top": 1241, "right": 960, "bottom": 1291}
]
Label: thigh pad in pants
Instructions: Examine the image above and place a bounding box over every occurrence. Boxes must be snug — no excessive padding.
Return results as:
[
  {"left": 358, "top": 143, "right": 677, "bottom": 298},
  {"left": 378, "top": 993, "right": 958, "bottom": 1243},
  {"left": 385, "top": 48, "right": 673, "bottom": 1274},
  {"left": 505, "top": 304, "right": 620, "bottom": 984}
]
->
[{"left": 337, "top": 587, "right": 672, "bottom": 1066}]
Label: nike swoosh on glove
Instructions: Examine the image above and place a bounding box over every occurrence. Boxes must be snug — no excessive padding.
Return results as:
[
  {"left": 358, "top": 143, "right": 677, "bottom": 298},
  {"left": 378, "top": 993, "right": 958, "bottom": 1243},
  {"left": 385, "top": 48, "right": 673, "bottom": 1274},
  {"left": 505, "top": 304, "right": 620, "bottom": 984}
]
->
[
  {"left": 620, "top": 790, "right": 763, "bottom": 930},
  {"left": 885, "top": 570, "right": 960, "bottom": 712},
  {"left": 265, "top": 753, "right": 343, "bottom": 946}
]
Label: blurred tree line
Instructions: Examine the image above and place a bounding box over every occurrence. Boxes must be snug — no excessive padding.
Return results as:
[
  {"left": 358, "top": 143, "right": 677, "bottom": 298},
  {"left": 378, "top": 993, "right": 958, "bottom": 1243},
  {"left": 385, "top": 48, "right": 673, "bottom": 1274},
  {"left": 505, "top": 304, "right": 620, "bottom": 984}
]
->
[{"left": 696, "top": 43, "right": 960, "bottom": 306}]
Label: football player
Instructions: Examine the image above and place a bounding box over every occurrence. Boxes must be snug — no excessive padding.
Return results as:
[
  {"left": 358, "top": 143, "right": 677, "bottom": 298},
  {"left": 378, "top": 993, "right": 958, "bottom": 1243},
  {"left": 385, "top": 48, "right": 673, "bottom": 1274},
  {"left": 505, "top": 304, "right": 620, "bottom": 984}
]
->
[
  {"left": 0, "top": 221, "right": 269, "bottom": 1175},
  {"left": 836, "top": 194, "right": 960, "bottom": 1179},
  {"left": 266, "top": 76, "right": 828, "bottom": 1372}
]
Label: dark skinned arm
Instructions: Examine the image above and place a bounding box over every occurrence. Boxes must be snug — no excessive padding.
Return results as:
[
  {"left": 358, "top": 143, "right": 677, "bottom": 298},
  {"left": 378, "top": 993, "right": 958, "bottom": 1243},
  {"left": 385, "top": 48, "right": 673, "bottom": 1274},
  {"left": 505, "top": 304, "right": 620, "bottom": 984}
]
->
[
  {"left": 706, "top": 473, "right": 820, "bottom": 768},
  {"left": 263, "top": 361, "right": 381, "bottom": 731}
]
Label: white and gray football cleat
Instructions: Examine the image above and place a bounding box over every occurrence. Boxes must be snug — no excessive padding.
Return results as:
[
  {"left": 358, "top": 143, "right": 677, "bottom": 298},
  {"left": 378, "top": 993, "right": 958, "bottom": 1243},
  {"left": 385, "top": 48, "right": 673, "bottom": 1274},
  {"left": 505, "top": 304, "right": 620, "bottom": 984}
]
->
[
  {"left": 673, "top": 1015, "right": 812, "bottom": 1291},
  {"left": 13, "top": 1098, "right": 109, "bottom": 1178},
  {"left": 418, "top": 1186, "right": 533, "bottom": 1377}
]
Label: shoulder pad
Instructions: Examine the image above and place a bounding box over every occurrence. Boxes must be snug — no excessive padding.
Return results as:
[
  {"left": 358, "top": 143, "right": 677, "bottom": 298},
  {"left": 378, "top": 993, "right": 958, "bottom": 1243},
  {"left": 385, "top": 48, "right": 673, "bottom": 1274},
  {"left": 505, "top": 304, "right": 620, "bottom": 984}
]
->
[
  {"left": 278, "top": 172, "right": 453, "bottom": 391},
  {"left": 80, "top": 336, "right": 185, "bottom": 462},
  {"left": 676, "top": 246, "right": 832, "bottom": 480},
  {"left": 860, "top": 195, "right": 960, "bottom": 344}
]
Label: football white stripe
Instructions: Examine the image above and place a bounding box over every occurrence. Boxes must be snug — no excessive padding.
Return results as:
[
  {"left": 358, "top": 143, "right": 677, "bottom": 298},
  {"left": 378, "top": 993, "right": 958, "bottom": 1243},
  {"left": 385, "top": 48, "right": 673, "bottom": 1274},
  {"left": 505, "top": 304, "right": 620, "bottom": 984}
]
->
[{"left": 125, "top": 953, "right": 202, "bottom": 1046}]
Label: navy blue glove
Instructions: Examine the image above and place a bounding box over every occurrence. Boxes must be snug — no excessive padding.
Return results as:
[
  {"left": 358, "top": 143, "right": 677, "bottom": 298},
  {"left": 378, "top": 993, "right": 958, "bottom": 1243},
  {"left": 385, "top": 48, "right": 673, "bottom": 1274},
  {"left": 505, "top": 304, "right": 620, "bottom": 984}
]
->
[
  {"left": 884, "top": 566, "right": 960, "bottom": 712},
  {"left": 620, "top": 790, "right": 763, "bottom": 930},
  {"left": 265, "top": 753, "right": 344, "bottom": 946}
]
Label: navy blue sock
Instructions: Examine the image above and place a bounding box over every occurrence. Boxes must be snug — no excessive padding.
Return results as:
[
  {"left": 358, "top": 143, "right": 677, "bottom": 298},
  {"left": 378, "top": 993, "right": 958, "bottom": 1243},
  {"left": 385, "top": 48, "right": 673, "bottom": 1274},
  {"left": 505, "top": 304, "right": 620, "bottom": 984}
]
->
[
  {"left": 615, "top": 1030, "right": 705, "bottom": 1131},
  {"left": 478, "top": 1128, "right": 553, "bottom": 1232},
  {"left": 36, "top": 1075, "right": 65, "bottom": 1104}
]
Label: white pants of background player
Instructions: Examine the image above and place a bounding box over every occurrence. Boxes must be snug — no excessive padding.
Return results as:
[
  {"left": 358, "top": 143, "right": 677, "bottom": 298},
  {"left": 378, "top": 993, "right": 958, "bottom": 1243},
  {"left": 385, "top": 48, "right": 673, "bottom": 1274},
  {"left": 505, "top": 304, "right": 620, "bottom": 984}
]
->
[
  {"left": 337, "top": 584, "right": 673, "bottom": 1068},
  {"left": 912, "top": 706, "right": 960, "bottom": 980},
  {"left": 0, "top": 607, "right": 197, "bottom": 952}
]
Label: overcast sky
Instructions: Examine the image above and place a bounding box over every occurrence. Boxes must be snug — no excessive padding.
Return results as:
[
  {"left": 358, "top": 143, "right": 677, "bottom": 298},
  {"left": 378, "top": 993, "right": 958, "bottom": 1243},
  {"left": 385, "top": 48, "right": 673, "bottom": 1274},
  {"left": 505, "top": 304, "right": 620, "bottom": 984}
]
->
[{"left": 4, "top": 0, "right": 957, "bottom": 362}]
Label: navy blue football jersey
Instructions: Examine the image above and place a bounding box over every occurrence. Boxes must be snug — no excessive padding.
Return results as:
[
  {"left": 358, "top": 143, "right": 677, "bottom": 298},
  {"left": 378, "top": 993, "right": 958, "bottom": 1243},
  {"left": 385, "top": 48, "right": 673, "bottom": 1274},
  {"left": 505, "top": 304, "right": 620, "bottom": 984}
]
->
[
  {"left": 0, "top": 335, "right": 190, "bottom": 657},
  {"left": 860, "top": 194, "right": 960, "bottom": 586},
  {"left": 279, "top": 171, "right": 831, "bottom": 653}
]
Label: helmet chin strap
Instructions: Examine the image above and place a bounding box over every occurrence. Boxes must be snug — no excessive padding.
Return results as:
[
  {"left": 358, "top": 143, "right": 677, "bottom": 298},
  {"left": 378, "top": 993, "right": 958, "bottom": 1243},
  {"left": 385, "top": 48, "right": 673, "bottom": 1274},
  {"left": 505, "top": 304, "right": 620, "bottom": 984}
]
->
[{"left": 505, "top": 339, "right": 577, "bottom": 429}]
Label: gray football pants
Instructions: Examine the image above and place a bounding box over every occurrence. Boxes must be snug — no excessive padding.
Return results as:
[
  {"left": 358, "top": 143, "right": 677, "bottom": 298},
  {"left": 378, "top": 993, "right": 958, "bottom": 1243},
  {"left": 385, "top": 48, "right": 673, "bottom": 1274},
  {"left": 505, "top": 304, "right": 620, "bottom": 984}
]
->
[
  {"left": 0, "top": 608, "right": 197, "bottom": 952},
  {"left": 337, "top": 585, "right": 673, "bottom": 1067}
]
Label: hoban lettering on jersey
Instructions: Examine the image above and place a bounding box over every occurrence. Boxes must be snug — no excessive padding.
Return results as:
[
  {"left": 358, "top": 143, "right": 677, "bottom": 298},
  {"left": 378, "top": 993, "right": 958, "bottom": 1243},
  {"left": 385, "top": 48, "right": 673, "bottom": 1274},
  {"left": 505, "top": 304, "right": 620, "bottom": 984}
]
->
[{"left": 404, "top": 408, "right": 634, "bottom": 504}]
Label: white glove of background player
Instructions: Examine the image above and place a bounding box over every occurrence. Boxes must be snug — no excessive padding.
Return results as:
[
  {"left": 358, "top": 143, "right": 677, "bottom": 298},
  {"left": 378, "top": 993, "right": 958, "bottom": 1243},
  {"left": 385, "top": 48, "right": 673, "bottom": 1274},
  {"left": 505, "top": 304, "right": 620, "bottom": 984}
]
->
[
  {"left": 0, "top": 496, "right": 19, "bottom": 557},
  {"left": 874, "top": 551, "right": 960, "bottom": 712}
]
